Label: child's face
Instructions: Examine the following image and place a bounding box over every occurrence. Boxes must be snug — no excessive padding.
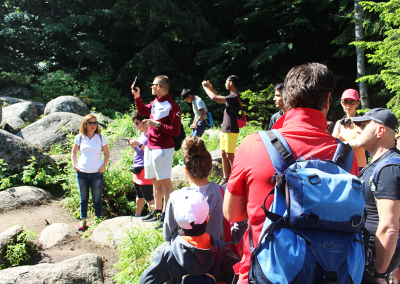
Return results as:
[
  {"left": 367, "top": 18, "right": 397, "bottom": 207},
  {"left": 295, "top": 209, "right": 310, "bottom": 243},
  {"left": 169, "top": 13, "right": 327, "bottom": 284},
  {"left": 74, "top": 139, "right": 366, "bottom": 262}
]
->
[{"left": 184, "top": 95, "right": 193, "bottom": 103}]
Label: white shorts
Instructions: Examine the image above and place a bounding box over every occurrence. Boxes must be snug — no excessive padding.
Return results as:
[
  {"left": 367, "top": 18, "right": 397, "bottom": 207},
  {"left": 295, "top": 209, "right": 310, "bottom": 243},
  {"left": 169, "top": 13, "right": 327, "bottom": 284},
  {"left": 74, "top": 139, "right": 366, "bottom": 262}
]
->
[{"left": 144, "top": 147, "right": 175, "bottom": 180}]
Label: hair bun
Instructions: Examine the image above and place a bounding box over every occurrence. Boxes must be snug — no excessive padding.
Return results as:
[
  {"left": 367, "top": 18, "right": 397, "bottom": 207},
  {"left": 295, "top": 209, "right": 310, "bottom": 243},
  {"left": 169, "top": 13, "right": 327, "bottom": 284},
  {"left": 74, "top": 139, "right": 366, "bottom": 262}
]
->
[{"left": 182, "top": 136, "right": 207, "bottom": 158}]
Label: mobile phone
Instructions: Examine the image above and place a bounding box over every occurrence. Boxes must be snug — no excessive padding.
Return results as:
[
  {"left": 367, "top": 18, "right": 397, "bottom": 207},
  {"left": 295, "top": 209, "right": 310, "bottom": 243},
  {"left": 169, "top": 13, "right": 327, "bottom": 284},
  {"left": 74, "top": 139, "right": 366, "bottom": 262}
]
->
[{"left": 131, "top": 76, "right": 138, "bottom": 91}]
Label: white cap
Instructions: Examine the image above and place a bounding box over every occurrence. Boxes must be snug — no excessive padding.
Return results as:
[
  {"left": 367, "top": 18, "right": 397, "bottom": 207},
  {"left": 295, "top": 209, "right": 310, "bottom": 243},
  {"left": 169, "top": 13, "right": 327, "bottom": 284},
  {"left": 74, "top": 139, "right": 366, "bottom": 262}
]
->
[{"left": 174, "top": 190, "right": 209, "bottom": 230}]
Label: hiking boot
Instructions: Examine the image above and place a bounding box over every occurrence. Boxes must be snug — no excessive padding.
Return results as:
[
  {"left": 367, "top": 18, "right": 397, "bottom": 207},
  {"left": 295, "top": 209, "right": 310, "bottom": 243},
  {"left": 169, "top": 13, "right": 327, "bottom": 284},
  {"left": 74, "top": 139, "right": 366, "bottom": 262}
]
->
[
  {"left": 141, "top": 211, "right": 157, "bottom": 222},
  {"left": 219, "top": 177, "right": 229, "bottom": 186},
  {"left": 78, "top": 220, "right": 86, "bottom": 231}
]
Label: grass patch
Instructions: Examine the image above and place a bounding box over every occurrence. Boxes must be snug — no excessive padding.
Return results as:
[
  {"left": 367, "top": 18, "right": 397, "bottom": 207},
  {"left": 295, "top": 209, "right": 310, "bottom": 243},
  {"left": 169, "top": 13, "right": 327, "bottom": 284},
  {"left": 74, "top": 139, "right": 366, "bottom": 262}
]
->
[{"left": 112, "top": 227, "right": 164, "bottom": 284}]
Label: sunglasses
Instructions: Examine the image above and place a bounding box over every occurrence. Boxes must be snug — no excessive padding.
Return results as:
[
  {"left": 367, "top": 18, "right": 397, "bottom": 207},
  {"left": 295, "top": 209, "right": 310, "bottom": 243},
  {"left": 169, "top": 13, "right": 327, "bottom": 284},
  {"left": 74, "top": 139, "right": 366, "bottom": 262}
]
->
[
  {"left": 87, "top": 121, "right": 98, "bottom": 126},
  {"left": 150, "top": 83, "right": 162, "bottom": 88},
  {"left": 341, "top": 100, "right": 358, "bottom": 106}
]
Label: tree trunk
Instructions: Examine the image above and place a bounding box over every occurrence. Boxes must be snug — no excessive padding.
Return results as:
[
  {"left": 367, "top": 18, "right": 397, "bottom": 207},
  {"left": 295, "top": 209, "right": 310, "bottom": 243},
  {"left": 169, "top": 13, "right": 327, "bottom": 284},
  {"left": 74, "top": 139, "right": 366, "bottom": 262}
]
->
[{"left": 355, "top": 0, "right": 369, "bottom": 109}]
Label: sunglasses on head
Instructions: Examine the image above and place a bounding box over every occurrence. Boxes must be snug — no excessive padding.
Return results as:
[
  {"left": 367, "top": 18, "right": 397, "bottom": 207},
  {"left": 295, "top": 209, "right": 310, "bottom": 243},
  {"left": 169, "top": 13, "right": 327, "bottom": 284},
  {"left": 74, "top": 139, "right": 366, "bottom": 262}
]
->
[
  {"left": 341, "top": 100, "right": 358, "bottom": 106},
  {"left": 87, "top": 121, "right": 98, "bottom": 126}
]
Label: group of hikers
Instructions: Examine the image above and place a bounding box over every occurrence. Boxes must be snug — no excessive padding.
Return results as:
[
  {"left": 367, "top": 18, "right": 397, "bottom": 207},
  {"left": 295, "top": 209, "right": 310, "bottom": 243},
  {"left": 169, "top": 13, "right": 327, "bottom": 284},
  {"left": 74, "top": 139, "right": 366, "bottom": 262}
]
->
[{"left": 71, "top": 62, "right": 400, "bottom": 284}]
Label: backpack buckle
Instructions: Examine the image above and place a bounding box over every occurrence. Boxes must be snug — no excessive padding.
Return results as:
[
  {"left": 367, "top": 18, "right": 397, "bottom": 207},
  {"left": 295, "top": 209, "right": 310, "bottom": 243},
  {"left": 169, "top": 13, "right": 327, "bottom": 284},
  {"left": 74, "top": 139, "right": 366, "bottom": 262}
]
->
[
  {"left": 351, "top": 216, "right": 363, "bottom": 227},
  {"left": 308, "top": 174, "right": 320, "bottom": 185}
]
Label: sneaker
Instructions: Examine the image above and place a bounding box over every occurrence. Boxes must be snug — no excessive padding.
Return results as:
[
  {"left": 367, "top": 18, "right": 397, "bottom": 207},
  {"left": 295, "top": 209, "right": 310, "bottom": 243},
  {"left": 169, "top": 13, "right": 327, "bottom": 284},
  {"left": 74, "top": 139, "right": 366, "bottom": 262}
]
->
[
  {"left": 154, "top": 214, "right": 164, "bottom": 230},
  {"left": 142, "top": 211, "right": 157, "bottom": 222},
  {"left": 219, "top": 177, "right": 229, "bottom": 186},
  {"left": 78, "top": 220, "right": 86, "bottom": 231}
]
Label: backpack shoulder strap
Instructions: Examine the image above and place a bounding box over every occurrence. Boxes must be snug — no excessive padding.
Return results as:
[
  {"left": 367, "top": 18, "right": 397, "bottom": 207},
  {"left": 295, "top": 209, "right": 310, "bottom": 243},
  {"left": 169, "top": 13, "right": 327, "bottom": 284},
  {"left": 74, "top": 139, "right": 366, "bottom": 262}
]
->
[
  {"left": 258, "top": 129, "right": 295, "bottom": 175},
  {"left": 372, "top": 157, "right": 400, "bottom": 186},
  {"left": 332, "top": 139, "right": 353, "bottom": 172}
]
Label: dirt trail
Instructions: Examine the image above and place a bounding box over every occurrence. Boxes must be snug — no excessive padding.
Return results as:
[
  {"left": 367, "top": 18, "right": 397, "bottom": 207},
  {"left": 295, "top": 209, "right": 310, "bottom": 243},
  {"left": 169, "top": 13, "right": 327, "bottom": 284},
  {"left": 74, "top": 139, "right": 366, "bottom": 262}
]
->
[{"left": 0, "top": 200, "right": 119, "bottom": 284}]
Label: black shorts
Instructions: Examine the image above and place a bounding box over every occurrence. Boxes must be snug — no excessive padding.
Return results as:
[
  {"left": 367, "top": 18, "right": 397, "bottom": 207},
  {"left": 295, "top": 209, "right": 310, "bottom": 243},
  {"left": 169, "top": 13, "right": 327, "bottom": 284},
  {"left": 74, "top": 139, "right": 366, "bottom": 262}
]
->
[{"left": 134, "top": 183, "right": 154, "bottom": 202}]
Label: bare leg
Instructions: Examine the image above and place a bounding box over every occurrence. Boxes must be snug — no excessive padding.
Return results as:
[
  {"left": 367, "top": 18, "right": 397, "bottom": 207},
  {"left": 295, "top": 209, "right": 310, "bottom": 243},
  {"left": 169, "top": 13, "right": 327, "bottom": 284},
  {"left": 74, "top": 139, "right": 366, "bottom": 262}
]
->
[
  {"left": 227, "top": 152, "right": 235, "bottom": 173},
  {"left": 159, "top": 178, "right": 173, "bottom": 212},
  {"left": 152, "top": 178, "right": 163, "bottom": 211},
  {"left": 135, "top": 197, "right": 145, "bottom": 215},
  {"left": 147, "top": 199, "right": 155, "bottom": 210},
  {"left": 221, "top": 150, "right": 231, "bottom": 179}
]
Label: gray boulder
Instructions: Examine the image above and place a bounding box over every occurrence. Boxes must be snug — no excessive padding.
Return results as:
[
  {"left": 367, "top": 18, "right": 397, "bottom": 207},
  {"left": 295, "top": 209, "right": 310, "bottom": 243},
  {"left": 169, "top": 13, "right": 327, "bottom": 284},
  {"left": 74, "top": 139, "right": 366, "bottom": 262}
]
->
[
  {"left": 19, "top": 112, "right": 83, "bottom": 151},
  {"left": 0, "top": 253, "right": 104, "bottom": 284},
  {"left": 0, "top": 186, "right": 52, "bottom": 211},
  {"left": 0, "top": 96, "right": 27, "bottom": 106},
  {"left": 1, "top": 101, "right": 38, "bottom": 125},
  {"left": 92, "top": 113, "right": 114, "bottom": 129},
  {"left": 171, "top": 165, "right": 187, "bottom": 190},
  {"left": 44, "top": 96, "right": 90, "bottom": 116},
  {"left": 204, "top": 129, "right": 220, "bottom": 138},
  {"left": 33, "top": 102, "right": 46, "bottom": 116},
  {"left": 210, "top": 149, "right": 222, "bottom": 163},
  {"left": 38, "top": 223, "right": 78, "bottom": 249},
  {"left": 4, "top": 116, "right": 25, "bottom": 134},
  {"left": 0, "top": 225, "right": 24, "bottom": 266},
  {"left": 0, "top": 129, "right": 56, "bottom": 175},
  {"left": 0, "top": 86, "right": 35, "bottom": 99},
  {"left": 91, "top": 216, "right": 153, "bottom": 247}
]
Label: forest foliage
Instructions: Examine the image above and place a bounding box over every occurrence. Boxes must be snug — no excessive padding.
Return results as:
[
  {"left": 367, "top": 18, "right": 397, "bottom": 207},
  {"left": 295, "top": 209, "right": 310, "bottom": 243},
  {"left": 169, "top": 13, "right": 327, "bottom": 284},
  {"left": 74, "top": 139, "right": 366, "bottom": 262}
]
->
[{"left": 0, "top": 0, "right": 399, "bottom": 121}]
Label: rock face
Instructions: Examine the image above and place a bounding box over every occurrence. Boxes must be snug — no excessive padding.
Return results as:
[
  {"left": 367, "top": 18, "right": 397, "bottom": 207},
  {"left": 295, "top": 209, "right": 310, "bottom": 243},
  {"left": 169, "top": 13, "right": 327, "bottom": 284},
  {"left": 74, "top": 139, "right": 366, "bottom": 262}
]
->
[
  {"left": 0, "top": 186, "right": 52, "bottom": 211},
  {"left": 92, "top": 113, "right": 114, "bottom": 129},
  {"left": 1, "top": 101, "right": 38, "bottom": 125},
  {"left": 4, "top": 116, "right": 25, "bottom": 134},
  {"left": 91, "top": 216, "right": 153, "bottom": 247},
  {"left": 171, "top": 165, "right": 187, "bottom": 190},
  {"left": 0, "top": 130, "right": 56, "bottom": 175},
  {"left": 0, "top": 96, "right": 27, "bottom": 105},
  {"left": 0, "top": 86, "right": 35, "bottom": 99},
  {"left": 38, "top": 223, "right": 78, "bottom": 249},
  {"left": 44, "top": 96, "right": 90, "bottom": 116},
  {"left": 19, "top": 112, "right": 83, "bottom": 151},
  {"left": 0, "top": 253, "right": 104, "bottom": 284},
  {"left": 0, "top": 225, "right": 23, "bottom": 266},
  {"left": 32, "top": 102, "right": 46, "bottom": 116}
]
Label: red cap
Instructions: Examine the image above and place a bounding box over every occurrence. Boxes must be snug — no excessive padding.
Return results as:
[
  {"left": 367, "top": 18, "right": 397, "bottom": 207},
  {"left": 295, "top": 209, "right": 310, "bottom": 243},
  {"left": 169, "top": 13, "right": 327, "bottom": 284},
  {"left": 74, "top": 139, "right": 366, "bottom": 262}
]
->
[{"left": 341, "top": 89, "right": 359, "bottom": 101}]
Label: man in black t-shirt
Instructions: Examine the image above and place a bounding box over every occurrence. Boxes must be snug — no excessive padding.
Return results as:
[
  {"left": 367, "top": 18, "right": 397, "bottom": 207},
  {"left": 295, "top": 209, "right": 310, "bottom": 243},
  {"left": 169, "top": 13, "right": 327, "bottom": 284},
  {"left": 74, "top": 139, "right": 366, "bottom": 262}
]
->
[
  {"left": 202, "top": 75, "right": 241, "bottom": 185},
  {"left": 268, "top": 82, "right": 285, "bottom": 130},
  {"left": 352, "top": 108, "right": 400, "bottom": 284}
]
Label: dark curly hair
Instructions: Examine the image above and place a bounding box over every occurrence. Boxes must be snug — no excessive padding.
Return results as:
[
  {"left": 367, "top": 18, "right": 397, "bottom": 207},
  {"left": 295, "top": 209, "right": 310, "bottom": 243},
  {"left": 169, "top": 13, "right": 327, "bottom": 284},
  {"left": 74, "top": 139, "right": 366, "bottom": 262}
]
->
[{"left": 182, "top": 136, "right": 212, "bottom": 179}]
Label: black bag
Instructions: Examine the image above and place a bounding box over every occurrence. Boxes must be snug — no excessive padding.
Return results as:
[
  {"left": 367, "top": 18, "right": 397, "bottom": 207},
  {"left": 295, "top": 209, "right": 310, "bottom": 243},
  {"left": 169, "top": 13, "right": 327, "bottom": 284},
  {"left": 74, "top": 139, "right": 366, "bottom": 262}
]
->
[
  {"left": 173, "top": 124, "right": 186, "bottom": 151},
  {"left": 130, "top": 166, "right": 144, "bottom": 174}
]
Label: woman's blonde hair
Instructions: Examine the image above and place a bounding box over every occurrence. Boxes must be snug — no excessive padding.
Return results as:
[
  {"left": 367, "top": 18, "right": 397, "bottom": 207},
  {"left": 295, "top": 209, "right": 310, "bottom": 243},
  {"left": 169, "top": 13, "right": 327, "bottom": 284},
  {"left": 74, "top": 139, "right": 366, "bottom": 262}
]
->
[
  {"left": 79, "top": 114, "right": 101, "bottom": 136},
  {"left": 182, "top": 136, "right": 212, "bottom": 179}
]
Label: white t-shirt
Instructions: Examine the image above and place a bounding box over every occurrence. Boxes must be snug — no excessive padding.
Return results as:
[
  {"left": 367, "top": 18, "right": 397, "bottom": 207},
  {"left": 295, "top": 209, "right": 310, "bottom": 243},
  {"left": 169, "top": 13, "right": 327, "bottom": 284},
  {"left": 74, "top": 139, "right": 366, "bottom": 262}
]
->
[
  {"left": 192, "top": 96, "right": 208, "bottom": 121},
  {"left": 74, "top": 133, "right": 107, "bottom": 173}
]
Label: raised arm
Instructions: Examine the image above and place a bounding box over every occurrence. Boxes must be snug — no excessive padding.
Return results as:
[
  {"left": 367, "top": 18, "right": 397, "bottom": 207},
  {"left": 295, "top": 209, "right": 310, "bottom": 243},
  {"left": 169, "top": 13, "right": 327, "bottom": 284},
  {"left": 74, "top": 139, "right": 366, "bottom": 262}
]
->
[{"left": 201, "top": 80, "right": 227, "bottom": 104}]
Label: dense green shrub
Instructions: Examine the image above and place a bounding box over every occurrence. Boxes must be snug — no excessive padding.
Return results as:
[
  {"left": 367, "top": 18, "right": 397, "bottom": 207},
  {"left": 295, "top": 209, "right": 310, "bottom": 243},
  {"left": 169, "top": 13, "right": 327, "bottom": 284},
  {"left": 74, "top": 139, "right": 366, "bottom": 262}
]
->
[
  {"left": 0, "top": 229, "right": 37, "bottom": 270},
  {"left": 0, "top": 72, "right": 35, "bottom": 90}
]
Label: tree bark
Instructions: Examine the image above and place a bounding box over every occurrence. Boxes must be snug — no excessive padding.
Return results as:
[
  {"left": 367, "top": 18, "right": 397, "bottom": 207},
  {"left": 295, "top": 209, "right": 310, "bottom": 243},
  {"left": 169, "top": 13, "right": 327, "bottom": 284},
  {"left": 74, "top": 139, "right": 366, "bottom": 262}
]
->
[{"left": 355, "top": 0, "right": 369, "bottom": 109}]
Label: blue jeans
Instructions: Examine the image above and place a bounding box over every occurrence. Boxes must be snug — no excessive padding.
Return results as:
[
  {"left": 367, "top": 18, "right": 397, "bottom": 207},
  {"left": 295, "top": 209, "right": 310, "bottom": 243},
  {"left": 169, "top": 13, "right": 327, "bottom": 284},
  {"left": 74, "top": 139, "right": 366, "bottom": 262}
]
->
[
  {"left": 191, "top": 119, "right": 208, "bottom": 137},
  {"left": 76, "top": 171, "right": 104, "bottom": 218}
]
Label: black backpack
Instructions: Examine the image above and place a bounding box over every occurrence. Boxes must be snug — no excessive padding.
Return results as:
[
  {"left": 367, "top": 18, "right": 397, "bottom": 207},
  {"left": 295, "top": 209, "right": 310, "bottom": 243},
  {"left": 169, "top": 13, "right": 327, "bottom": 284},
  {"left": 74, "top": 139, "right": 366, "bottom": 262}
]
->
[{"left": 173, "top": 124, "right": 186, "bottom": 151}]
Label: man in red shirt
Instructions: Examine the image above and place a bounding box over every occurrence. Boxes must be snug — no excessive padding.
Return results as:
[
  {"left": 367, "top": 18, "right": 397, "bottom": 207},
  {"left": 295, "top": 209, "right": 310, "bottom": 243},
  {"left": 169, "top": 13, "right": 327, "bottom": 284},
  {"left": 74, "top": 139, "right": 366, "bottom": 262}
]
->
[
  {"left": 223, "top": 63, "right": 359, "bottom": 284},
  {"left": 131, "top": 75, "right": 181, "bottom": 229}
]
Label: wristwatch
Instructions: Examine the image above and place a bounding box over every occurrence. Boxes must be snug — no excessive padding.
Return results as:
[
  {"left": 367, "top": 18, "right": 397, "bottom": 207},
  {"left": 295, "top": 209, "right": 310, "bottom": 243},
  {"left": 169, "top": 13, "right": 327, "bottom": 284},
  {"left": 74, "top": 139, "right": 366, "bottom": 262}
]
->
[
  {"left": 138, "top": 144, "right": 143, "bottom": 148},
  {"left": 156, "top": 122, "right": 161, "bottom": 128},
  {"left": 372, "top": 267, "right": 388, "bottom": 279}
]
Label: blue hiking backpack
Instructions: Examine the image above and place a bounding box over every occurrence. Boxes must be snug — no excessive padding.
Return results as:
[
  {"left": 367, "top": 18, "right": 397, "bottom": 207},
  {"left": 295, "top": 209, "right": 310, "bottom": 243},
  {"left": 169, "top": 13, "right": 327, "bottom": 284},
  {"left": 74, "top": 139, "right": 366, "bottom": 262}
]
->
[{"left": 248, "top": 130, "right": 366, "bottom": 284}]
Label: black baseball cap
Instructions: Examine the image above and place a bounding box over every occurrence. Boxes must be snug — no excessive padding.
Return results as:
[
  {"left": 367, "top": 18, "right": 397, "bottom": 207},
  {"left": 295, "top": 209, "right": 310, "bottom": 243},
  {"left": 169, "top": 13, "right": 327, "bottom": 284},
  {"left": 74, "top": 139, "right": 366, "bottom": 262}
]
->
[{"left": 352, "top": 108, "right": 399, "bottom": 133}]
